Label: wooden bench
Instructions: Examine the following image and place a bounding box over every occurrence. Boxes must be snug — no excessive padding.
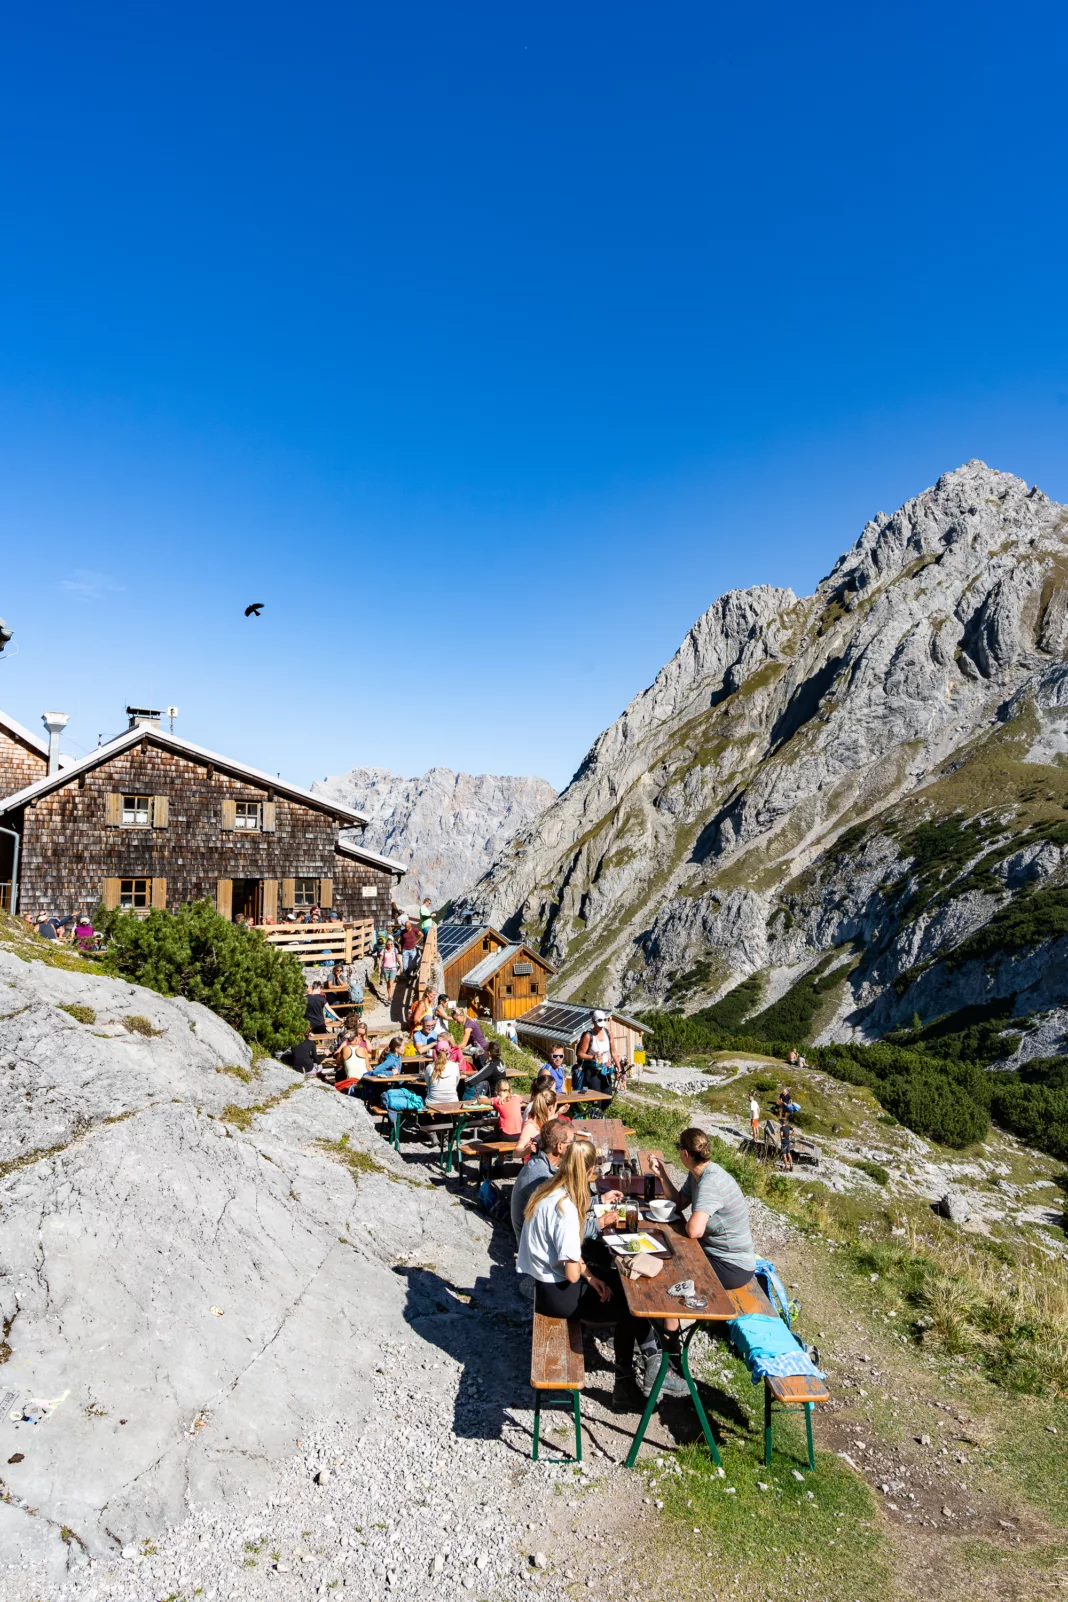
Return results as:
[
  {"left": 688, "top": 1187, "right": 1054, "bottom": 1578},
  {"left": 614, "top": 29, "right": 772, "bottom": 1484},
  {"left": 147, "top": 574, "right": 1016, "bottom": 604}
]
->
[
  {"left": 727, "top": 1278, "right": 829, "bottom": 1471},
  {"left": 457, "top": 1138, "right": 518, "bottom": 1185},
  {"left": 368, "top": 1104, "right": 455, "bottom": 1156},
  {"left": 764, "top": 1372, "right": 830, "bottom": 1471},
  {"left": 530, "top": 1312, "right": 584, "bottom": 1462}
]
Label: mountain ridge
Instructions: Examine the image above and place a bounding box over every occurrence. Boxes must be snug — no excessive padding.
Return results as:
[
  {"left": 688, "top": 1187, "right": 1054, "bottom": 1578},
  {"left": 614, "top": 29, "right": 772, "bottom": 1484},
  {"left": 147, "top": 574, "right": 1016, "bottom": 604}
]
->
[
  {"left": 465, "top": 461, "right": 1068, "bottom": 1061},
  {"left": 311, "top": 765, "right": 555, "bottom": 906}
]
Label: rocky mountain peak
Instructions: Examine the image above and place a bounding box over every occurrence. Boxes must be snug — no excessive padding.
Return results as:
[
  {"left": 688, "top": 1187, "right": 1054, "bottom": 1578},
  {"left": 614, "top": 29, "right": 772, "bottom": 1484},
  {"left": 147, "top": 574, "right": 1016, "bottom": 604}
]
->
[{"left": 466, "top": 464, "right": 1068, "bottom": 1057}]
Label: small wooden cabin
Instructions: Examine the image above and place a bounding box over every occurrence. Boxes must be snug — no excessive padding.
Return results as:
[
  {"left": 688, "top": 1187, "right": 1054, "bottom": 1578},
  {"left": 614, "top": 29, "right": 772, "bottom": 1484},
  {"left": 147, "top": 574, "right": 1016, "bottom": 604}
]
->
[
  {"left": 0, "top": 711, "right": 406, "bottom": 921},
  {"left": 459, "top": 942, "right": 556, "bottom": 1021},
  {"left": 438, "top": 920, "right": 511, "bottom": 999},
  {"left": 515, "top": 1002, "right": 650, "bottom": 1066}
]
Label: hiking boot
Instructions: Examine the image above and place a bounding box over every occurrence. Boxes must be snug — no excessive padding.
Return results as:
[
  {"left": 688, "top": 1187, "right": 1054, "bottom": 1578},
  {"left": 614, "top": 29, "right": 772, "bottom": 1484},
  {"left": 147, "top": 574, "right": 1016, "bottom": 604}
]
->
[
  {"left": 611, "top": 1369, "right": 643, "bottom": 1410},
  {"left": 639, "top": 1352, "right": 689, "bottom": 1399}
]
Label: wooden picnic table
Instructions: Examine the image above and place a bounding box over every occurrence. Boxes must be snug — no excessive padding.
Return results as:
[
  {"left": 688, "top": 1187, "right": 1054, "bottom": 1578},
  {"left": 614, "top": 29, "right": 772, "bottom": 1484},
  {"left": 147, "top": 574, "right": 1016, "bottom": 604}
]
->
[
  {"left": 572, "top": 1117, "right": 629, "bottom": 1152},
  {"left": 603, "top": 1148, "right": 737, "bottom": 1468},
  {"left": 369, "top": 1096, "right": 496, "bottom": 1173}
]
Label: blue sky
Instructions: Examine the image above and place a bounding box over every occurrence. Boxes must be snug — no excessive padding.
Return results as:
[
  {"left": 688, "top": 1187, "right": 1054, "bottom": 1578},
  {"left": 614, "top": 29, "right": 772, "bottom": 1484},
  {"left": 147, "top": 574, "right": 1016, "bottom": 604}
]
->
[{"left": 1, "top": 0, "right": 1066, "bottom": 789}]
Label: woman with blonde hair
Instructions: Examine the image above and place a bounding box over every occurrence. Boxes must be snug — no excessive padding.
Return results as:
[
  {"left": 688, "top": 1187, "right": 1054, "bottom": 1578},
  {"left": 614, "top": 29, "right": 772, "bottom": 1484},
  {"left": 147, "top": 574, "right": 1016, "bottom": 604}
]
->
[
  {"left": 425, "top": 1040, "right": 461, "bottom": 1106},
  {"left": 518, "top": 1138, "right": 654, "bottom": 1407},
  {"left": 514, "top": 1085, "right": 558, "bottom": 1161}
]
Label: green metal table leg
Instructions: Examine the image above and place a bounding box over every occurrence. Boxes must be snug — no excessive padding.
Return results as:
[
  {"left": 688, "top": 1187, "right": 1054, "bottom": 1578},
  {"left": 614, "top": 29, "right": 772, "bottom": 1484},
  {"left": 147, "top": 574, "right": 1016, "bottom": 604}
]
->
[
  {"left": 572, "top": 1391, "right": 583, "bottom": 1462},
  {"left": 625, "top": 1352, "right": 669, "bottom": 1468},
  {"left": 764, "top": 1380, "right": 774, "bottom": 1467},
  {"left": 804, "top": 1402, "right": 815, "bottom": 1470},
  {"left": 532, "top": 1394, "right": 541, "bottom": 1461},
  {"left": 679, "top": 1324, "right": 722, "bottom": 1467},
  {"left": 446, "top": 1115, "right": 470, "bottom": 1174}
]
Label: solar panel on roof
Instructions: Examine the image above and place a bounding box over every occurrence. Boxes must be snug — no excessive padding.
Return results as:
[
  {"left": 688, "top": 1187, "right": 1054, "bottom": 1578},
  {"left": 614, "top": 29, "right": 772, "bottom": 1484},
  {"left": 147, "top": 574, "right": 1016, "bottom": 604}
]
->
[{"left": 437, "top": 922, "right": 487, "bottom": 963}]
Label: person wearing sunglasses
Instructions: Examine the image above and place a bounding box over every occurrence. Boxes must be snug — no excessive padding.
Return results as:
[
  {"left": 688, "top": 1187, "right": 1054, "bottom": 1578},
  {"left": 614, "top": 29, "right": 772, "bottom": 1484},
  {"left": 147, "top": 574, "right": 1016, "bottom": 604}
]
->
[{"left": 542, "top": 1048, "right": 568, "bottom": 1092}]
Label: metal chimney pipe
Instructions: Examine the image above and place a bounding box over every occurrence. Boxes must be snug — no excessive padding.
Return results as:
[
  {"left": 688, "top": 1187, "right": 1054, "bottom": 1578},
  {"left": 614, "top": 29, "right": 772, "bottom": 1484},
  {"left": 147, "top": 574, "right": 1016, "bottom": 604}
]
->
[{"left": 41, "top": 712, "right": 69, "bottom": 775}]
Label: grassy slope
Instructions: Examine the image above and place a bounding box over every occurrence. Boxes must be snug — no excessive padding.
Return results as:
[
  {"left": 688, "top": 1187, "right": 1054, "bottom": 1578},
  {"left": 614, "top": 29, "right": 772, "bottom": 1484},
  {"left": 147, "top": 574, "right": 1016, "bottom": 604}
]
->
[{"left": 614, "top": 1064, "right": 1068, "bottom": 1601}]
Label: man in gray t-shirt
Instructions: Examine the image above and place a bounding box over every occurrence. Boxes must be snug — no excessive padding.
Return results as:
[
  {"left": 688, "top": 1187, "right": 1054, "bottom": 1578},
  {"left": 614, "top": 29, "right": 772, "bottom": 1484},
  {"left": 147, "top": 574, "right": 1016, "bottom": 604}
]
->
[{"left": 651, "top": 1127, "right": 756, "bottom": 1289}]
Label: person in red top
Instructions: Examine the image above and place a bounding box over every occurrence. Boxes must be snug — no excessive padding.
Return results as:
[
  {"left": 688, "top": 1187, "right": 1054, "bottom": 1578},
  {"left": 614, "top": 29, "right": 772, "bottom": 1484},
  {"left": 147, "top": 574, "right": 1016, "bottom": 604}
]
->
[{"left": 400, "top": 921, "right": 421, "bottom": 973}]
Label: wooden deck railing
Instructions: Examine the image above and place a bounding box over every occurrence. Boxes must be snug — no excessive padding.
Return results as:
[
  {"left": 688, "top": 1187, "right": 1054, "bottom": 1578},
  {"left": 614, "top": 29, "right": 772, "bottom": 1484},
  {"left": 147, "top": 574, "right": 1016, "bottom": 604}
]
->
[{"left": 254, "top": 919, "right": 376, "bottom": 964}]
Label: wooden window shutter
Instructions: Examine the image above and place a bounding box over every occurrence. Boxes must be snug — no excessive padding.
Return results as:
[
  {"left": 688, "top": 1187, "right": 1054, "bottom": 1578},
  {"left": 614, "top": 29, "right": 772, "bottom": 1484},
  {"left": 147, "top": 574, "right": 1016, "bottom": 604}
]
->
[
  {"left": 151, "top": 878, "right": 167, "bottom": 910},
  {"left": 220, "top": 799, "right": 237, "bottom": 830},
  {"left": 318, "top": 877, "right": 333, "bottom": 909},
  {"left": 262, "top": 879, "right": 278, "bottom": 922},
  {"left": 216, "top": 879, "right": 233, "bottom": 919},
  {"left": 261, "top": 801, "right": 277, "bottom": 833},
  {"left": 103, "top": 877, "right": 121, "bottom": 910},
  {"left": 152, "top": 795, "right": 169, "bottom": 828},
  {"left": 105, "top": 793, "right": 122, "bottom": 827},
  {"left": 279, "top": 877, "right": 295, "bottom": 909}
]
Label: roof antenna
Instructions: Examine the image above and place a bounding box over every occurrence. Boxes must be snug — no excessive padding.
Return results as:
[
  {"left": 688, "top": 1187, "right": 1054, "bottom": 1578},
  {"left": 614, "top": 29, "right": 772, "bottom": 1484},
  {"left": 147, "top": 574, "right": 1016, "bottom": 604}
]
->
[{"left": 166, "top": 706, "right": 178, "bottom": 733}]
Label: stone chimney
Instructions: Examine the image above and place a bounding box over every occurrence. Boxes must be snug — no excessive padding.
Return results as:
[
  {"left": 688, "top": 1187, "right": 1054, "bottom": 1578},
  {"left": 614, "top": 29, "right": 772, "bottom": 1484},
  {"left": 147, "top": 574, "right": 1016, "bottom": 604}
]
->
[
  {"left": 126, "top": 706, "right": 163, "bottom": 731},
  {"left": 41, "top": 712, "right": 69, "bottom": 775}
]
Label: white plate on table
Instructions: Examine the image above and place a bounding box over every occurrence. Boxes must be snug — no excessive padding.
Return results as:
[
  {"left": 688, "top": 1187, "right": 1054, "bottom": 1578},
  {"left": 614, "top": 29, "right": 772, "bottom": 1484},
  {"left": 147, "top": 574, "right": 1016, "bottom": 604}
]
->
[
  {"left": 641, "top": 1207, "right": 679, "bottom": 1224},
  {"left": 605, "top": 1232, "right": 670, "bottom": 1256}
]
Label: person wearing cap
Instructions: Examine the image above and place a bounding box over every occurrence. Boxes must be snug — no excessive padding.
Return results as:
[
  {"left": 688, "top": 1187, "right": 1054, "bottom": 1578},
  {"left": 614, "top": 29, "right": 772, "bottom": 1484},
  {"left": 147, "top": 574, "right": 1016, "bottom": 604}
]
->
[{"left": 575, "top": 1010, "right": 618, "bottom": 1098}]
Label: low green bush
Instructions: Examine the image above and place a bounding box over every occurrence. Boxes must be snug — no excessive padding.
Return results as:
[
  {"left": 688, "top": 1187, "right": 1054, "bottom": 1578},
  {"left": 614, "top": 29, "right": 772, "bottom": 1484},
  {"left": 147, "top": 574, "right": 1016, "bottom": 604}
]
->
[{"left": 98, "top": 900, "right": 306, "bottom": 1053}]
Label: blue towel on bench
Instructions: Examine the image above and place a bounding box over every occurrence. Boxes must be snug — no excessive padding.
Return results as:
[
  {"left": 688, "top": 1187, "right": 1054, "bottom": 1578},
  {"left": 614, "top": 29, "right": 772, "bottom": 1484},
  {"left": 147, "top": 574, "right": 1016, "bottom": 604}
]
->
[{"left": 727, "top": 1313, "right": 826, "bottom": 1385}]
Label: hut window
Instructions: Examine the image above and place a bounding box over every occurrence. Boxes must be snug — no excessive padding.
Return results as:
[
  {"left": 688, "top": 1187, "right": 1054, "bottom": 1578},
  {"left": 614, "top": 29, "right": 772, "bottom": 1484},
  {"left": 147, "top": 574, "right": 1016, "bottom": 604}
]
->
[
  {"left": 505, "top": 983, "right": 513, "bottom": 995},
  {"left": 234, "top": 801, "right": 261, "bottom": 831},
  {"left": 530, "top": 980, "right": 539, "bottom": 994},
  {"left": 293, "top": 877, "right": 319, "bottom": 907},
  {"left": 121, "top": 795, "right": 151, "bottom": 827},
  {"left": 120, "top": 878, "right": 151, "bottom": 909}
]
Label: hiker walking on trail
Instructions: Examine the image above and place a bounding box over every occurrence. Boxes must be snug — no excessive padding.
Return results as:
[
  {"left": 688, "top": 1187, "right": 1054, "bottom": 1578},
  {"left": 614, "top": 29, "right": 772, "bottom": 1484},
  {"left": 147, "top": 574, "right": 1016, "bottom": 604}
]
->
[
  {"left": 575, "top": 1010, "right": 617, "bottom": 1094},
  {"left": 779, "top": 1118, "right": 794, "bottom": 1172},
  {"left": 400, "top": 920, "right": 421, "bottom": 973},
  {"left": 749, "top": 1093, "right": 761, "bottom": 1143},
  {"left": 379, "top": 936, "right": 400, "bottom": 1001}
]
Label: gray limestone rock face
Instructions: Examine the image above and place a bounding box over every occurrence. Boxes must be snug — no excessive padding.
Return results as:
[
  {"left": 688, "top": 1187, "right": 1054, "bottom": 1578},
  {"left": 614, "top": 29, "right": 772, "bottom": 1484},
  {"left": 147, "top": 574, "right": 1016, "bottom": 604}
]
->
[
  {"left": 459, "top": 462, "right": 1068, "bottom": 1042},
  {"left": 0, "top": 950, "right": 501, "bottom": 1578},
  {"left": 311, "top": 766, "right": 556, "bottom": 906}
]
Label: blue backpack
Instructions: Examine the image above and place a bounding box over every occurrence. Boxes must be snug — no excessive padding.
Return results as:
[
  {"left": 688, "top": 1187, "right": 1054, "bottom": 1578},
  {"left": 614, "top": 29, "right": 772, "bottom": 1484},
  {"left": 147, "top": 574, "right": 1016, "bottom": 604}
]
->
[
  {"left": 754, "top": 1257, "right": 795, "bottom": 1327},
  {"left": 384, "top": 1087, "right": 424, "bottom": 1112}
]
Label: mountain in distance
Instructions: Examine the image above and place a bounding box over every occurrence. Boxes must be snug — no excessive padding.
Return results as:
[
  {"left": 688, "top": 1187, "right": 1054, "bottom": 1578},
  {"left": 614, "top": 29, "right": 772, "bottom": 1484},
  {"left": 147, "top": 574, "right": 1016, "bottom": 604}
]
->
[
  {"left": 464, "top": 461, "right": 1068, "bottom": 1060},
  {"left": 312, "top": 766, "right": 556, "bottom": 907}
]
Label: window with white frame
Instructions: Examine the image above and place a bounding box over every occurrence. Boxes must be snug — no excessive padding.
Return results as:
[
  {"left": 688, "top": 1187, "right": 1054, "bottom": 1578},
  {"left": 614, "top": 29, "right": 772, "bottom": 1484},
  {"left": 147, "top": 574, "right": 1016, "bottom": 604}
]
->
[
  {"left": 234, "top": 800, "right": 261, "bottom": 831},
  {"left": 122, "top": 795, "right": 151, "bottom": 827}
]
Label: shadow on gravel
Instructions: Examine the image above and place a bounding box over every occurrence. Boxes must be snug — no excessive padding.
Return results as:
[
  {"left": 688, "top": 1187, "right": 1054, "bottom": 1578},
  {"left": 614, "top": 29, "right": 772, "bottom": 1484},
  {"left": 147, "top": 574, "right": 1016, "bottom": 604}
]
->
[{"left": 394, "top": 1218, "right": 531, "bottom": 1450}]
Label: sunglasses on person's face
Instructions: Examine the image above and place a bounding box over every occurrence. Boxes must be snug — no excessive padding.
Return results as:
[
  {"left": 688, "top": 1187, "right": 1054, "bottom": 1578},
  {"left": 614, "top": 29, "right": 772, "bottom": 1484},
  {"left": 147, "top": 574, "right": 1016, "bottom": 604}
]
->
[{"left": 551, "top": 1053, "right": 564, "bottom": 1060}]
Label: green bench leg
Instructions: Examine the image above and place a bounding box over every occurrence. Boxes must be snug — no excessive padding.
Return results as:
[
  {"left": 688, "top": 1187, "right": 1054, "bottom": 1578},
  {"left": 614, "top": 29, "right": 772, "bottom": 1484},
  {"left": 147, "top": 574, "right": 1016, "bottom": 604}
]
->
[
  {"left": 764, "top": 1380, "right": 774, "bottom": 1467},
  {"left": 531, "top": 1391, "right": 582, "bottom": 1463},
  {"left": 679, "top": 1324, "right": 722, "bottom": 1468},
  {"left": 805, "top": 1402, "right": 815, "bottom": 1471}
]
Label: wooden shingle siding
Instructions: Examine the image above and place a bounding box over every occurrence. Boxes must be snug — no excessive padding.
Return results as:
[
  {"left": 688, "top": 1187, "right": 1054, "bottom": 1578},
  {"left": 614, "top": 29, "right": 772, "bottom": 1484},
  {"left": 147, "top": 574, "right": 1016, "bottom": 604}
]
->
[
  {"left": 14, "top": 742, "right": 395, "bottom": 919},
  {"left": 0, "top": 730, "right": 46, "bottom": 803}
]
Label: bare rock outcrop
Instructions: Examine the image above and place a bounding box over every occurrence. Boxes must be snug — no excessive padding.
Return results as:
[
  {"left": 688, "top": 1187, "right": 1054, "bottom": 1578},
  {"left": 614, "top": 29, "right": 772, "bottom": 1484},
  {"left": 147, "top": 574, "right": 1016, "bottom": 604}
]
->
[{"left": 0, "top": 948, "right": 494, "bottom": 1578}]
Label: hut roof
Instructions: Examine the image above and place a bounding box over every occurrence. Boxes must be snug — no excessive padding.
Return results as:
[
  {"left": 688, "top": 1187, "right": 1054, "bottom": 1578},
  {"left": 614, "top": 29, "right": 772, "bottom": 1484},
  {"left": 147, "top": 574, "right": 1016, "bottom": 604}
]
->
[
  {"left": 0, "top": 725, "right": 369, "bottom": 826},
  {"left": 437, "top": 920, "right": 499, "bottom": 967},
  {"left": 514, "top": 1001, "right": 649, "bottom": 1045},
  {"left": 334, "top": 837, "right": 408, "bottom": 877},
  {"left": 0, "top": 710, "right": 49, "bottom": 758}
]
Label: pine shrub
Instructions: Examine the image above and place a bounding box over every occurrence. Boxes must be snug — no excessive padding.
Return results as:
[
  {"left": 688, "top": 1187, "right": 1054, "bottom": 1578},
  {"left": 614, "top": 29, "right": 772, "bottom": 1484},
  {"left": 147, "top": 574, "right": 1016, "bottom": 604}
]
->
[{"left": 98, "top": 900, "right": 306, "bottom": 1052}]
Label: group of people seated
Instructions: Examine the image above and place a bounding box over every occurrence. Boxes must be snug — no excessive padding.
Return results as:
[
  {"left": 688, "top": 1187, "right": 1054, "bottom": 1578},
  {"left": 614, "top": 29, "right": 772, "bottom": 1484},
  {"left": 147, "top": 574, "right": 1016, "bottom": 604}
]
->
[
  {"left": 512, "top": 1121, "right": 757, "bottom": 1408},
  {"left": 26, "top": 909, "right": 96, "bottom": 949}
]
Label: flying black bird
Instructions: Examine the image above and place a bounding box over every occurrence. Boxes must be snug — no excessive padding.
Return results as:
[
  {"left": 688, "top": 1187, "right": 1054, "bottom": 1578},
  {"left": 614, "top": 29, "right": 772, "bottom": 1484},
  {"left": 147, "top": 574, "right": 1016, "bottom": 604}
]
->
[{"left": 244, "top": 603, "right": 264, "bottom": 618}]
